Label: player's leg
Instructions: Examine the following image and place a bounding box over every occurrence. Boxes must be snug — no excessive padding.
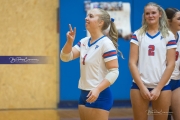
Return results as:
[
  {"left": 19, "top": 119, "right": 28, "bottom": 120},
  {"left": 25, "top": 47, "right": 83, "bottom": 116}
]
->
[
  {"left": 130, "top": 82, "right": 149, "bottom": 120},
  {"left": 78, "top": 90, "right": 89, "bottom": 120},
  {"left": 171, "top": 87, "right": 180, "bottom": 120},
  {"left": 168, "top": 79, "right": 180, "bottom": 120},
  {"left": 78, "top": 105, "right": 87, "bottom": 120},
  {"left": 152, "top": 89, "right": 171, "bottom": 120},
  {"left": 80, "top": 107, "right": 109, "bottom": 120},
  {"left": 78, "top": 87, "right": 113, "bottom": 120}
]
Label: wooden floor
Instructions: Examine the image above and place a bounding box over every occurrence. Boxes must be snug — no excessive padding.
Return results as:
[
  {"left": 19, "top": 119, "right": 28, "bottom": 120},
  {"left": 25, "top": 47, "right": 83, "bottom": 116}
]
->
[
  {"left": 59, "top": 107, "right": 135, "bottom": 120},
  {"left": 0, "top": 107, "right": 166, "bottom": 120}
]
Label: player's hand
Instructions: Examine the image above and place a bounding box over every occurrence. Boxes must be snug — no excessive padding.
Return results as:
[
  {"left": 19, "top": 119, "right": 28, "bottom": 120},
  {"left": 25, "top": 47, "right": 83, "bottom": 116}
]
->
[
  {"left": 140, "top": 86, "right": 151, "bottom": 100},
  {"left": 123, "top": 33, "right": 132, "bottom": 40},
  {"left": 150, "top": 88, "right": 161, "bottom": 101},
  {"left": 86, "top": 88, "right": 100, "bottom": 103},
  {"left": 66, "top": 24, "right": 76, "bottom": 43}
]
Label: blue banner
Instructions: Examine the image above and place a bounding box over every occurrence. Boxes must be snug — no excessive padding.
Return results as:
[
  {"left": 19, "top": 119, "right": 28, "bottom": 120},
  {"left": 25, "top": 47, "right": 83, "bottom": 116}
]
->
[{"left": 0, "top": 56, "right": 49, "bottom": 64}]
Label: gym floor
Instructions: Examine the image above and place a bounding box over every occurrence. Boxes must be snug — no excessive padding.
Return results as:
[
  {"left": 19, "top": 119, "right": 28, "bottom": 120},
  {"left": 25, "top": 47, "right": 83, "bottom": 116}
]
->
[{"left": 0, "top": 107, "right": 160, "bottom": 120}]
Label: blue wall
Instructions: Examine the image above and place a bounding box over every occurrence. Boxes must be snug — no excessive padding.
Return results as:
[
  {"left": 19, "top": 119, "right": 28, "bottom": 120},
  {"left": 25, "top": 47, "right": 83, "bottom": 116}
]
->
[{"left": 59, "top": 0, "right": 180, "bottom": 101}]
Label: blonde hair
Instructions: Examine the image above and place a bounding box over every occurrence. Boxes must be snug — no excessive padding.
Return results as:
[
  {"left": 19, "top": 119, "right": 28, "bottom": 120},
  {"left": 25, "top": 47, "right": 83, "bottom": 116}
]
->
[
  {"left": 98, "top": 8, "right": 124, "bottom": 58},
  {"left": 139, "top": 2, "right": 169, "bottom": 38}
]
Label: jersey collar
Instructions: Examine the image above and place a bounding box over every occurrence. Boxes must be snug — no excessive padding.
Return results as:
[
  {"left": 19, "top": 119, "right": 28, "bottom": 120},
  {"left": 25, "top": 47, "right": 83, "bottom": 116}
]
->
[
  {"left": 88, "top": 35, "right": 105, "bottom": 47},
  {"left": 176, "top": 32, "right": 179, "bottom": 43},
  {"left": 146, "top": 31, "right": 160, "bottom": 39}
]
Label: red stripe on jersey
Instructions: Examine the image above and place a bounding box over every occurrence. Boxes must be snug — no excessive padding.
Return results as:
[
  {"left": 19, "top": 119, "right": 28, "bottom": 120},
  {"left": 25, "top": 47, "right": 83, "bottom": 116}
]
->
[
  {"left": 132, "top": 35, "right": 137, "bottom": 39},
  {"left": 77, "top": 42, "right": 81, "bottom": 47},
  {"left": 167, "top": 41, "right": 176, "bottom": 45},
  {"left": 103, "top": 51, "right": 117, "bottom": 58}
]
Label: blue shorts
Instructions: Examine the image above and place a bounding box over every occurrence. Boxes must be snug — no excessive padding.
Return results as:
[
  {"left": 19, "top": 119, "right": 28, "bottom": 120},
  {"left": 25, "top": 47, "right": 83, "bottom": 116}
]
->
[
  {"left": 78, "top": 87, "right": 113, "bottom": 111},
  {"left": 131, "top": 82, "right": 171, "bottom": 91},
  {"left": 169, "top": 79, "right": 180, "bottom": 91}
]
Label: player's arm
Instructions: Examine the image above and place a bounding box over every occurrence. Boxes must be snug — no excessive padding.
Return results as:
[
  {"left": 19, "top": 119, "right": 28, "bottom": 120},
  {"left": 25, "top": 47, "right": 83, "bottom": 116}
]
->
[
  {"left": 60, "top": 44, "right": 80, "bottom": 62},
  {"left": 156, "top": 48, "right": 176, "bottom": 90},
  {"left": 155, "top": 32, "right": 176, "bottom": 90},
  {"left": 60, "top": 24, "right": 80, "bottom": 62},
  {"left": 86, "top": 59, "right": 119, "bottom": 103},
  {"left": 150, "top": 48, "right": 176, "bottom": 100},
  {"left": 96, "top": 59, "right": 119, "bottom": 92},
  {"left": 118, "top": 32, "right": 133, "bottom": 40},
  {"left": 129, "top": 43, "right": 144, "bottom": 89},
  {"left": 129, "top": 43, "right": 151, "bottom": 100}
]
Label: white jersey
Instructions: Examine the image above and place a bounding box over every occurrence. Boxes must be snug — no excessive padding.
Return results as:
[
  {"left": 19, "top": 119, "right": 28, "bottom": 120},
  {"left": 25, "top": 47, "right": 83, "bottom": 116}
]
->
[
  {"left": 131, "top": 30, "right": 177, "bottom": 88},
  {"left": 171, "top": 31, "right": 180, "bottom": 80},
  {"left": 74, "top": 36, "right": 117, "bottom": 90}
]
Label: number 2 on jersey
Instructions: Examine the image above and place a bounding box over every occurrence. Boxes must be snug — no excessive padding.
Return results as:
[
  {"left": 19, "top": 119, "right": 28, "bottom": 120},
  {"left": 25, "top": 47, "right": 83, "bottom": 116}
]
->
[{"left": 148, "top": 45, "right": 155, "bottom": 56}]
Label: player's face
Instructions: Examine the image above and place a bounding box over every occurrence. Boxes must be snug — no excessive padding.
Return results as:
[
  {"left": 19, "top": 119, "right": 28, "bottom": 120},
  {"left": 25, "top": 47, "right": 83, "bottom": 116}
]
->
[
  {"left": 85, "top": 9, "right": 101, "bottom": 31},
  {"left": 170, "top": 12, "right": 180, "bottom": 31},
  {"left": 144, "top": 5, "right": 161, "bottom": 26}
]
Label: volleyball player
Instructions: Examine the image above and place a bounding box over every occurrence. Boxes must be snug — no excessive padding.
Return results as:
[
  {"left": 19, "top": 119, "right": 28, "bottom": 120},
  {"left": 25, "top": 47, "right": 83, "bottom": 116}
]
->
[
  {"left": 60, "top": 8, "right": 120, "bottom": 120},
  {"left": 165, "top": 7, "right": 180, "bottom": 120},
  {"left": 129, "top": 2, "right": 177, "bottom": 120}
]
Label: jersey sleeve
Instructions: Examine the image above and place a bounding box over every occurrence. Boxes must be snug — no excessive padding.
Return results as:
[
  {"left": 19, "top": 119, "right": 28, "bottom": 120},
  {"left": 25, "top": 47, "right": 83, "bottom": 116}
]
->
[
  {"left": 102, "top": 39, "right": 117, "bottom": 62},
  {"left": 166, "top": 31, "right": 177, "bottom": 49},
  {"left": 130, "top": 31, "right": 139, "bottom": 46},
  {"left": 74, "top": 41, "right": 81, "bottom": 51},
  {"left": 74, "top": 37, "right": 89, "bottom": 51}
]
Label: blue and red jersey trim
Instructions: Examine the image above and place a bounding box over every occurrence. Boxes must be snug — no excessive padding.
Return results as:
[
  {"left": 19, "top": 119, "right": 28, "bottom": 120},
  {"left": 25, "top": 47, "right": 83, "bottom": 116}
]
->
[
  {"left": 103, "top": 50, "right": 117, "bottom": 58},
  {"left": 131, "top": 34, "right": 138, "bottom": 42},
  {"left": 77, "top": 42, "right": 81, "bottom": 47},
  {"left": 167, "top": 40, "right": 176, "bottom": 46}
]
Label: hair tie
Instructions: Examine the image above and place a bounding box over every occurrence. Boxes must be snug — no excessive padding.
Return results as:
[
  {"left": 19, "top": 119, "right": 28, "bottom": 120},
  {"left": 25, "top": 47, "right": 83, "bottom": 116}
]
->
[{"left": 111, "top": 18, "right": 114, "bottom": 22}]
